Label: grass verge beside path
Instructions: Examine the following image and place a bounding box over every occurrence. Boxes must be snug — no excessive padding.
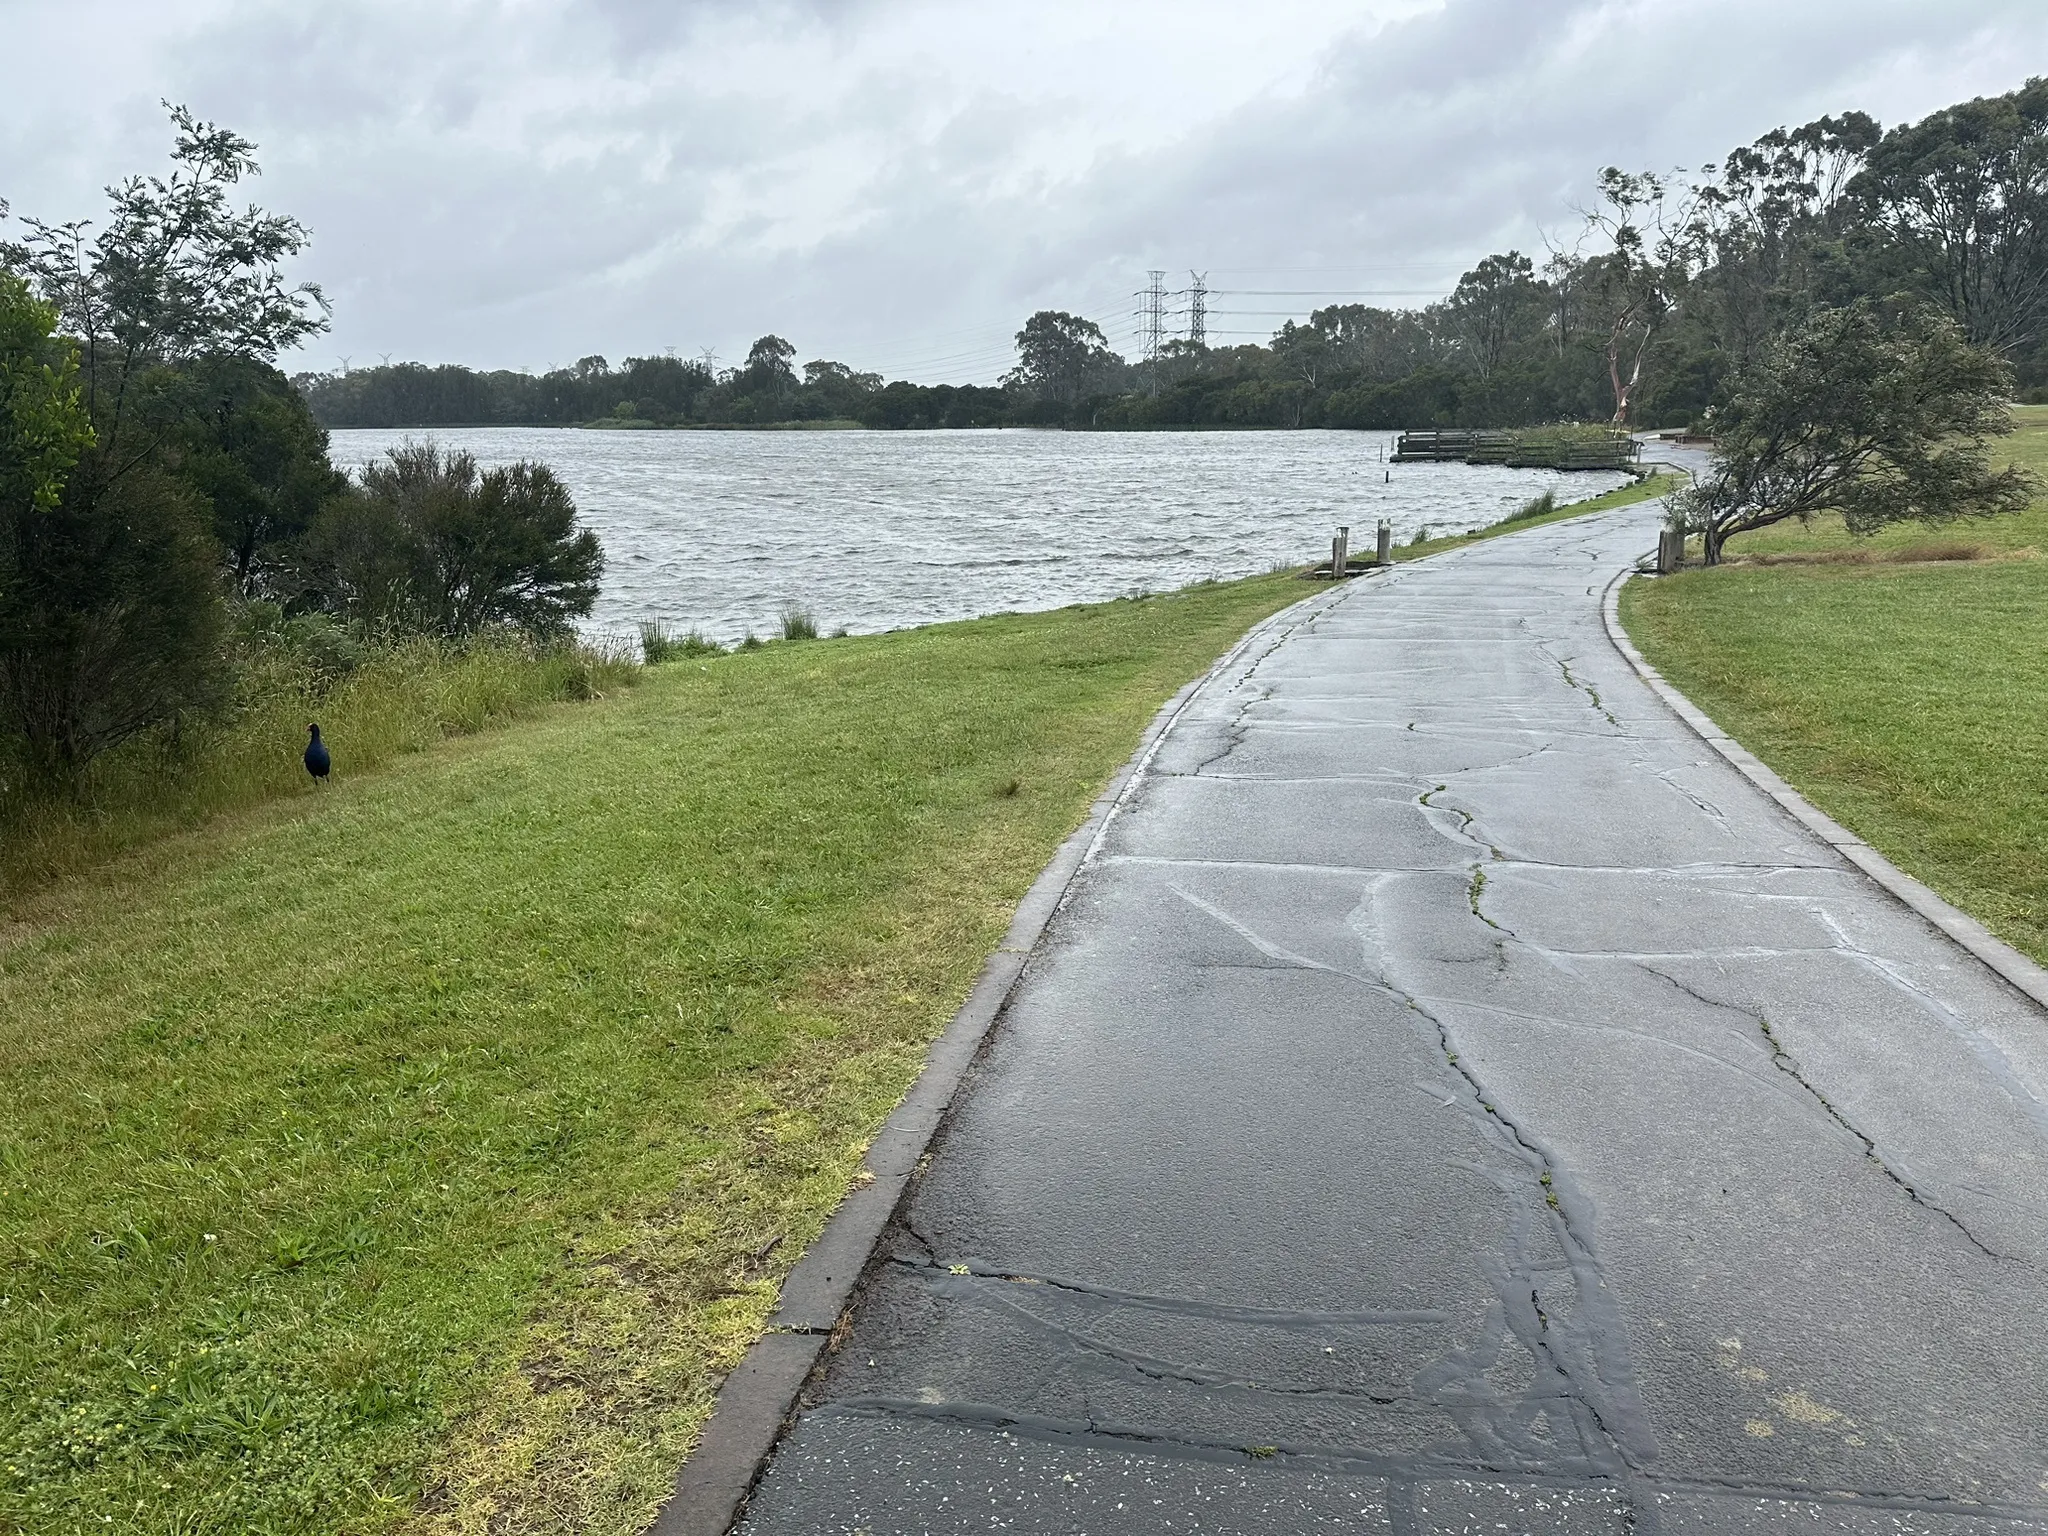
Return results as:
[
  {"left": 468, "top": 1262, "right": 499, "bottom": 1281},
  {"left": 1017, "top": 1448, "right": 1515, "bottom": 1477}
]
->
[
  {"left": 1620, "top": 406, "right": 2048, "bottom": 964},
  {"left": 0, "top": 574, "right": 1307, "bottom": 1536},
  {"left": 1391, "top": 471, "right": 1679, "bottom": 562}
]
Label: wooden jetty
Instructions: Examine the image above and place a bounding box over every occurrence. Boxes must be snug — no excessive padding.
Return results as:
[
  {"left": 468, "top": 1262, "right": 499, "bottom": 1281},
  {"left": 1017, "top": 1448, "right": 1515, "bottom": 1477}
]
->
[{"left": 1393, "top": 427, "right": 1637, "bottom": 471}]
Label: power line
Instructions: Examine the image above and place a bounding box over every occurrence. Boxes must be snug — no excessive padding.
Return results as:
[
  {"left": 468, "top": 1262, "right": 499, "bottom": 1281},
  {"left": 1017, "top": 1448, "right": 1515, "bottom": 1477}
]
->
[{"left": 1210, "top": 289, "right": 1443, "bottom": 298}]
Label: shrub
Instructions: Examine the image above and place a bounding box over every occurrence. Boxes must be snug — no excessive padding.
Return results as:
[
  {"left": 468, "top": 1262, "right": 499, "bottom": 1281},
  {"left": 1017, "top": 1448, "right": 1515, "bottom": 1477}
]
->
[
  {"left": 778, "top": 604, "right": 818, "bottom": 641},
  {"left": 304, "top": 442, "right": 604, "bottom": 637}
]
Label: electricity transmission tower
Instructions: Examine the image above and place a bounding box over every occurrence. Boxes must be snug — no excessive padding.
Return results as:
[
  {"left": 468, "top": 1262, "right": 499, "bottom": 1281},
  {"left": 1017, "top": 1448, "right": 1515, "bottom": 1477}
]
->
[
  {"left": 1187, "top": 271, "right": 1208, "bottom": 347},
  {"left": 1141, "top": 270, "right": 1168, "bottom": 362},
  {"left": 1136, "top": 270, "right": 1169, "bottom": 395}
]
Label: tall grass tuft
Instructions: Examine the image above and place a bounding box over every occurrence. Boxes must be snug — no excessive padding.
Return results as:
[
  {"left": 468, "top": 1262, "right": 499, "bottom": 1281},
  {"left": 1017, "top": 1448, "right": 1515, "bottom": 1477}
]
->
[
  {"left": 641, "top": 621, "right": 726, "bottom": 663},
  {"left": 779, "top": 603, "right": 819, "bottom": 642},
  {"left": 0, "top": 629, "right": 639, "bottom": 899},
  {"left": 640, "top": 620, "right": 684, "bottom": 663},
  {"left": 1503, "top": 488, "right": 1559, "bottom": 524}
]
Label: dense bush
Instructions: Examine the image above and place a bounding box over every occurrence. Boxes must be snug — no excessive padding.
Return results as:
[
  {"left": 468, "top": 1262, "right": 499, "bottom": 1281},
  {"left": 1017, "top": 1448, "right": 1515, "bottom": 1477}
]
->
[
  {"left": 304, "top": 442, "right": 603, "bottom": 638},
  {"left": 0, "top": 108, "right": 616, "bottom": 841}
]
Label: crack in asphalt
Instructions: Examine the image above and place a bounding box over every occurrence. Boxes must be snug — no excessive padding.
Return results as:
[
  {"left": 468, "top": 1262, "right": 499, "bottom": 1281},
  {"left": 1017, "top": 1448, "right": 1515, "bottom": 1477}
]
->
[
  {"left": 1520, "top": 618, "right": 1623, "bottom": 730},
  {"left": 1160, "top": 883, "right": 1659, "bottom": 1484},
  {"left": 1637, "top": 963, "right": 2021, "bottom": 1265},
  {"left": 813, "top": 1395, "right": 2048, "bottom": 1526}
]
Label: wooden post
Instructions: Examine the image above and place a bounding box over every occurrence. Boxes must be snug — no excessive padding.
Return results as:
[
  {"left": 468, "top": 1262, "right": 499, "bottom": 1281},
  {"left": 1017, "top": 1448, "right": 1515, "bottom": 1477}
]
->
[
  {"left": 1377, "top": 521, "right": 1392, "bottom": 565},
  {"left": 1337, "top": 525, "right": 1350, "bottom": 577},
  {"left": 1657, "top": 527, "right": 1682, "bottom": 573}
]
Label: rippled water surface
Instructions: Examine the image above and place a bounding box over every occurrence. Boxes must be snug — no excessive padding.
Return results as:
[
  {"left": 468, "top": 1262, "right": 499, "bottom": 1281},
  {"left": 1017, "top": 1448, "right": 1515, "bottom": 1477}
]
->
[{"left": 328, "top": 427, "right": 1630, "bottom": 642}]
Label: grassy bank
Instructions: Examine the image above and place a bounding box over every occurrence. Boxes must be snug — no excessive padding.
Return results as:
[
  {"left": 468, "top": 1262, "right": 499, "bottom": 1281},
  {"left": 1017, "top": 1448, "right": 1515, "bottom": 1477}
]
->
[
  {"left": 0, "top": 574, "right": 1308, "bottom": 1536},
  {"left": 0, "top": 632, "right": 637, "bottom": 900},
  {"left": 1390, "top": 470, "right": 1680, "bottom": 562},
  {"left": 1620, "top": 406, "right": 2048, "bottom": 961}
]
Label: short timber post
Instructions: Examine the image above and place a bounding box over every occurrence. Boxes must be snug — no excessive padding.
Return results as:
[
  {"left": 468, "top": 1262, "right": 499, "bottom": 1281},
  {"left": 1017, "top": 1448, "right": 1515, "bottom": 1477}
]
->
[
  {"left": 1657, "top": 526, "right": 1682, "bottom": 573},
  {"left": 1337, "top": 525, "right": 1350, "bottom": 577},
  {"left": 1376, "top": 520, "right": 1392, "bottom": 565}
]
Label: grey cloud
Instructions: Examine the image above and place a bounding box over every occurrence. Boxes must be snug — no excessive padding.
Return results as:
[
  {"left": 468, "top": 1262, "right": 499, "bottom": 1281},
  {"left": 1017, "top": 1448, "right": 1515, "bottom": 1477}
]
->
[{"left": 4, "top": 0, "right": 2045, "bottom": 379}]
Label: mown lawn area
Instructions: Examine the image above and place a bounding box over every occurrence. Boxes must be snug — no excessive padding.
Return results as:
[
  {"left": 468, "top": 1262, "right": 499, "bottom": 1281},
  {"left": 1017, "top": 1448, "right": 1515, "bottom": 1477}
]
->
[
  {"left": 1620, "top": 405, "right": 2048, "bottom": 961},
  {"left": 0, "top": 574, "right": 1306, "bottom": 1536}
]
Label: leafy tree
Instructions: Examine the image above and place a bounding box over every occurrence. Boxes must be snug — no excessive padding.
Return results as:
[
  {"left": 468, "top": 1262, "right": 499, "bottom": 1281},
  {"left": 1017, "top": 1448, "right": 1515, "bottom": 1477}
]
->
[
  {"left": 1445, "top": 251, "right": 1543, "bottom": 377},
  {"left": 1688, "top": 113, "right": 1881, "bottom": 370},
  {"left": 1005, "top": 311, "right": 1123, "bottom": 406},
  {"left": 307, "top": 443, "right": 602, "bottom": 637},
  {"left": 169, "top": 355, "right": 348, "bottom": 595},
  {"left": 0, "top": 273, "right": 92, "bottom": 519},
  {"left": 1577, "top": 169, "right": 1694, "bottom": 424},
  {"left": 1, "top": 270, "right": 226, "bottom": 781},
  {"left": 1672, "top": 300, "right": 2035, "bottom": 563},
  {"left": 0, "top": 105, "right": 320, "bottom": 780},
  {"left": 3, "top": 104, "right": 326, "bottom": 461},
  {"left": 742, "top": 335, "right": 796, "bottom": 387},
  {"left": 1852, "top": 79, "right": 2048, "bottom": 352}
]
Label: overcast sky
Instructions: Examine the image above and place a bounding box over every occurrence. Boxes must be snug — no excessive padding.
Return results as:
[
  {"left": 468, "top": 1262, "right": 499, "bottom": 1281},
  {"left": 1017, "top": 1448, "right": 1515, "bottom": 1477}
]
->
[{"left": 3, "top": 0, "right": 2043, "bottom": 382}]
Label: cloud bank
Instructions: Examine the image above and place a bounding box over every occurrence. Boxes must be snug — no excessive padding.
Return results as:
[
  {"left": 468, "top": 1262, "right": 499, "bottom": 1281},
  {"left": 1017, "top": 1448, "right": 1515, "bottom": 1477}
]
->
[{"left": 3, "top": 0, "right": 2043, "bottom": 380}]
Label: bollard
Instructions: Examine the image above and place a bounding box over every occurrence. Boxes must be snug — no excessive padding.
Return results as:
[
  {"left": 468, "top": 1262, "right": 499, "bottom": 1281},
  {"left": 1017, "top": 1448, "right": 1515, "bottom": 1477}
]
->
[
  {"left": 1377, "top": 520, "right": 1392, "bottom": 565},
  {"left": 1657, "top": 526, "right": 1682, "bottom": 573},
  {"left": 1337, "top": 525, "right": 1350, "bottom": 577},
  {"left": 1330, "top": 535, "right": 1344, "bottom": 580}
]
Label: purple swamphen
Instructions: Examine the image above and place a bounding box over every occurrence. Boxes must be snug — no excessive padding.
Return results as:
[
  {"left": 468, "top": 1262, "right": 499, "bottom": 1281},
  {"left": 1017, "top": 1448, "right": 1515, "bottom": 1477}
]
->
[{"left": 304, "top": 723, "right": 331, "bottom": 783}]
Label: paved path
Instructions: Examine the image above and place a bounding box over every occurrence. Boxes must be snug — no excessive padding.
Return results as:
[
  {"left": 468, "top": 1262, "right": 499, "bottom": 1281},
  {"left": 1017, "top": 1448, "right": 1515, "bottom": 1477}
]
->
[{"left": 740, "top": 502, "right": 2048, "bottom": 1533}]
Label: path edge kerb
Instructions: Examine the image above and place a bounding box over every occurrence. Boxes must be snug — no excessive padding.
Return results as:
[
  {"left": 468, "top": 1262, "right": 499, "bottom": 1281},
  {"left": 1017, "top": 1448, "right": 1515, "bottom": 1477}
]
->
[
  {"left": 1603, "top": 568, "right": 2048, "bottom": 1014},
  {"left": 647, "top": 578, "right": 1354, "bottom": 1536}
]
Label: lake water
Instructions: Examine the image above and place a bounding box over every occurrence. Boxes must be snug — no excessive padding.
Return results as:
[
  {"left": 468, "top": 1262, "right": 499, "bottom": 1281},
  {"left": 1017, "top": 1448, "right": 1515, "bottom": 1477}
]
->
[{"left": 326, "top": 427, "right": 1631, "bottom": 644}]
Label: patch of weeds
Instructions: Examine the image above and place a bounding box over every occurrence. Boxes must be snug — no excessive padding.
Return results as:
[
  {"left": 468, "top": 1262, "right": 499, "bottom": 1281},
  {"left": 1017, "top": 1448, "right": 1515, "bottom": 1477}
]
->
[
  {"left": 778, "top": 604, "right": 820, "bottom": 642},
  {"left": 640, "top": 622, "right": 725, "bottom": 663},
  {"left": 1467, "top": 866, "right": 1500, "bottom": 929}
]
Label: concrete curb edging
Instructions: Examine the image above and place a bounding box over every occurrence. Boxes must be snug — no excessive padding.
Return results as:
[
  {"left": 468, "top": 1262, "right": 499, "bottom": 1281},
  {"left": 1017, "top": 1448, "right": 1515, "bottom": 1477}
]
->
[
  {"left": 647, "top": 580, "right": 1352, "bottom": 1536},
  {"left": 1602, "top": 568, "right": 2048, "bottom": 1014}
]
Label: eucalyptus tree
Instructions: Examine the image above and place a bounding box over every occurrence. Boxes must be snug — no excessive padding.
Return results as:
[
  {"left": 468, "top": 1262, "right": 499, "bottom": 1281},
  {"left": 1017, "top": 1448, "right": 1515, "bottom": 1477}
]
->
[
  {"left": 1851, "top": 78, "right": 2048, "bottom": 353},
  {"left": 1576, "top": 168, "right": 1701, "bottom": 425},
  {"left": 1005, "top": 311, "right": 1123, "bottom": 406},
  {"left": 1444, "top": 251, "right": 1545, "bottom": 377}
]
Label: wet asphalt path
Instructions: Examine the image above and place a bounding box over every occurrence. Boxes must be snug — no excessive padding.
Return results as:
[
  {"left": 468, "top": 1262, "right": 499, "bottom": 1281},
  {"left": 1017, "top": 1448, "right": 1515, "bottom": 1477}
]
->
[{"left": 739, "top": 502, "right": 2048, "bottom": 1533}]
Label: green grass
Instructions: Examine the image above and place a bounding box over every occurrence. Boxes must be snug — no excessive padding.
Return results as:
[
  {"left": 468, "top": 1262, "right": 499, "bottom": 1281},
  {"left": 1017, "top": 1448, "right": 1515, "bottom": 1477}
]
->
[
  {"left": 1390, "top": 471, "right": 1681, "bottom": 562},
  {"left": 0, "top": 634, "right": 638, "bottom": 899},
  {"left": 1620, "top": 406, "right": 2048, "bottom": 962},
  {"left": 0, "top": 575, "right": 1308, "bottom": 1536}
]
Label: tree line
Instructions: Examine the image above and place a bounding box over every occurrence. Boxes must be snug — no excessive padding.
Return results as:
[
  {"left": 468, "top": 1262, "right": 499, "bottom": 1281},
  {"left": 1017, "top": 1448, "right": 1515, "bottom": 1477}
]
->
[
  {"left": 1, "top": 110, "right": 604, "bottom": 790},
  {"left": 298, "top": 78, "right": 2048, "bottom": 436}
]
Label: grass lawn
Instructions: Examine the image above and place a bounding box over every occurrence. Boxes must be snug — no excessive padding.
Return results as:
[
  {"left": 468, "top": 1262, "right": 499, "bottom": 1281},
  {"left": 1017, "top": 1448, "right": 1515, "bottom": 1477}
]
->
[
  {"left": 1620, "top": 405, "right": 2048, "bottom": 961},
  {"left": 0, "top": 575, "right": 1308, "bottom": 1536}
]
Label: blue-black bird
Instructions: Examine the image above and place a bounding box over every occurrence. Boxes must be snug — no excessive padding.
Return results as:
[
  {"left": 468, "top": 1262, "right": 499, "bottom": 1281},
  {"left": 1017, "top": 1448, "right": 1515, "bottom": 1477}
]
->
[{"left": 304, "top": 723, "right": 331, "bottom": 783}]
